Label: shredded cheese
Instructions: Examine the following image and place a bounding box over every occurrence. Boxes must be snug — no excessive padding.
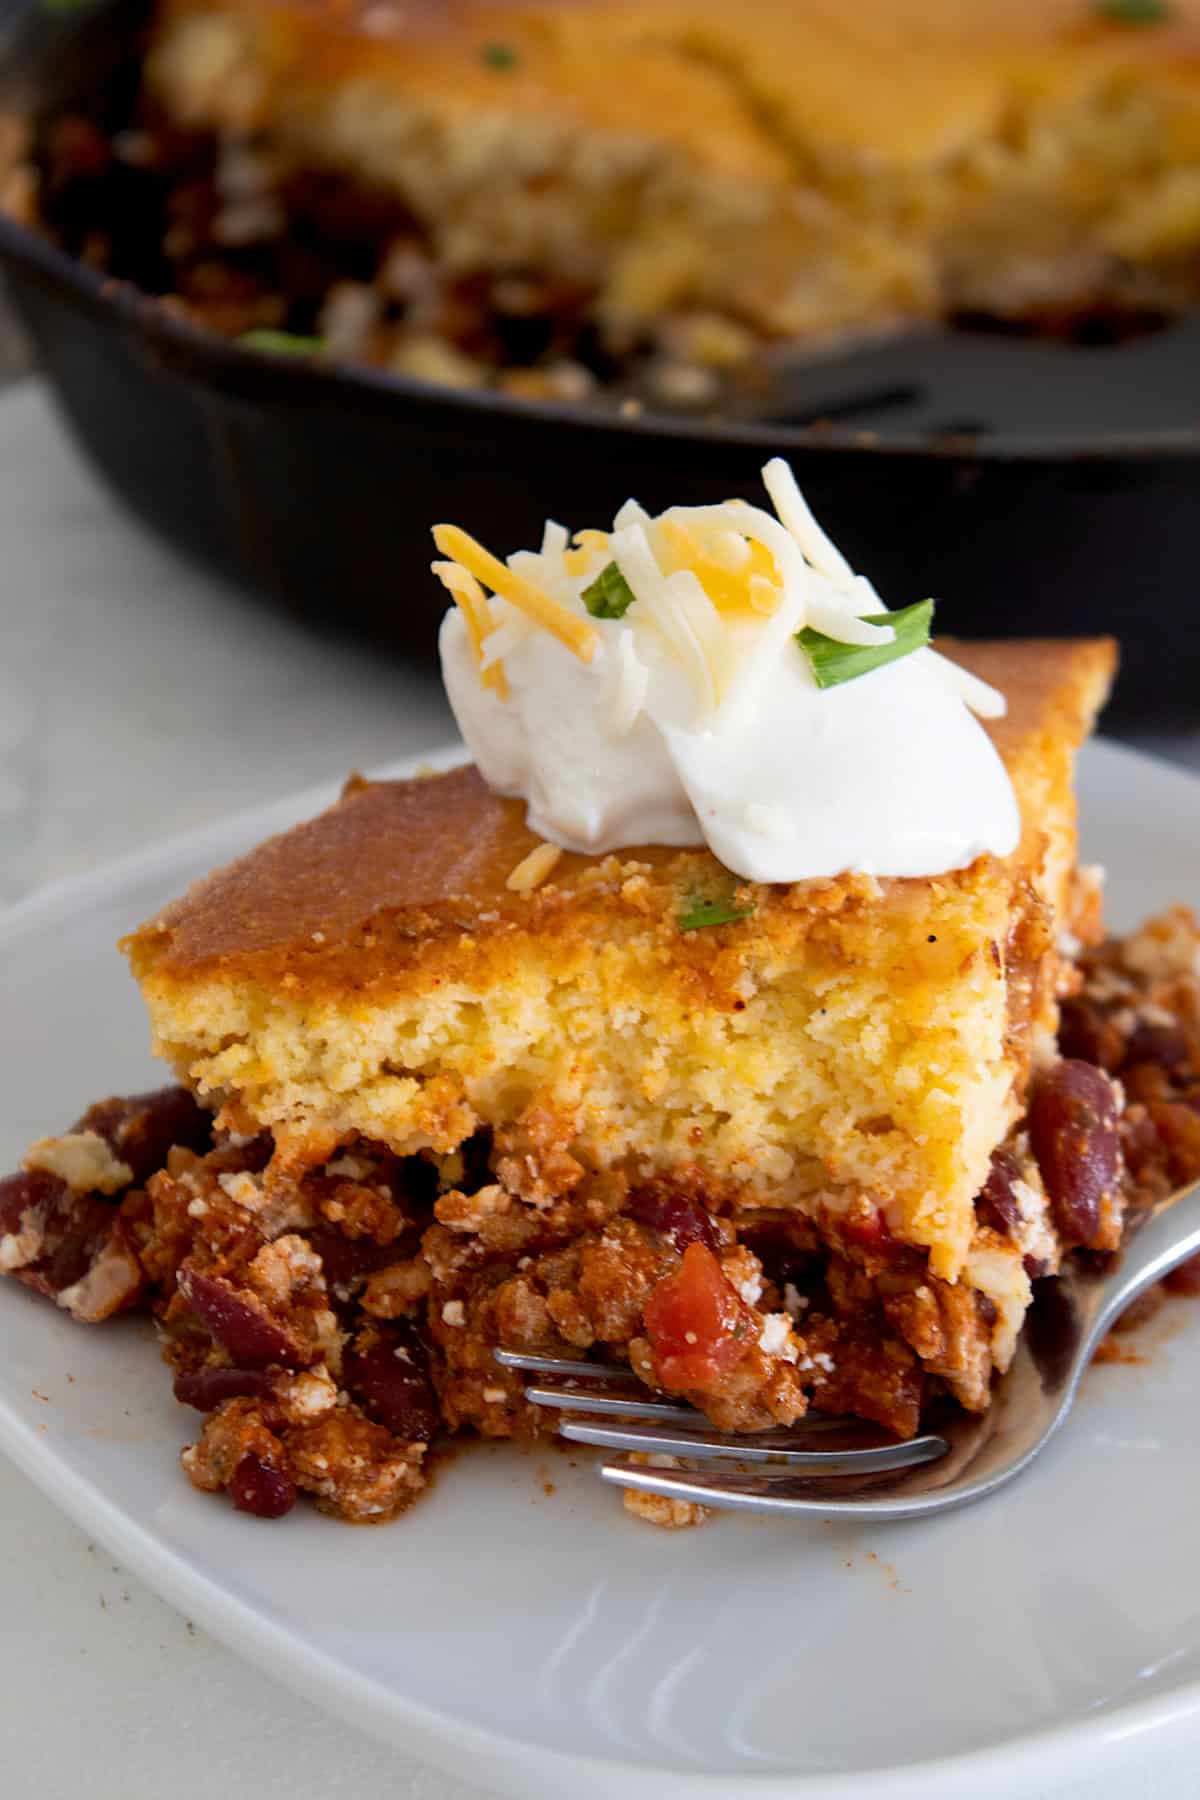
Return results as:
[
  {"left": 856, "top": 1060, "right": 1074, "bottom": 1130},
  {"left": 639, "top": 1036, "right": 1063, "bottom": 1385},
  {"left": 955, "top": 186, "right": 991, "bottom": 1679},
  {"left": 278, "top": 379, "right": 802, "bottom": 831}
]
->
[
  {"left": 657, "top": 517, "right": 762, "bottom": 615},
  {"left": 431, "top": 458, "right": 1005, "bottom": 723},
  {"left": 604, "top": 624, "right": 650, "bottom": 737},
  {"left": 920, "top": 648, "right": 1007, "bottom": 718},
  {"left": 762, "top": 455, "right": 857, "bottom": 589},
  {"left": 480, "top": 610, "right": 533, "bottom": 671},
  {"left": 612, "top": 524, "right": 726, "bottom": 717},
  {"left": 748, "top": 574, "right": 782, "bottom": 616},
  {"left": 431, "top": 560, "right": 508, "bottom": 697},
  {"left": 432, "top": 523, "right": 600, "bottom": 663},
  {"left": 506, "top": 842, "right": 563, "bottom": 892}
]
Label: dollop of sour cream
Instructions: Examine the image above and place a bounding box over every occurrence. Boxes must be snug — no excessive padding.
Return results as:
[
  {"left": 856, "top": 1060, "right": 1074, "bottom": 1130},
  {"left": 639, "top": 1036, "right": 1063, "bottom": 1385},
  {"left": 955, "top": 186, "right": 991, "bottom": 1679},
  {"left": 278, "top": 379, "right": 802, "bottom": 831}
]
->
[{"left": 434, "top": 460, "right": 1020, "bottom": 884}]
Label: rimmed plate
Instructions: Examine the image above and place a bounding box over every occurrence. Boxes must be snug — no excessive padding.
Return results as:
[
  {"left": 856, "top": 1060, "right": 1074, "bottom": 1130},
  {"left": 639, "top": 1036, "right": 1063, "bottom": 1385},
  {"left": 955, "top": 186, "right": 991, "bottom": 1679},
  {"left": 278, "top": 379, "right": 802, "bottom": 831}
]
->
[{"left": 1, "top": 737, "right": 1198, "bottom": 1800}]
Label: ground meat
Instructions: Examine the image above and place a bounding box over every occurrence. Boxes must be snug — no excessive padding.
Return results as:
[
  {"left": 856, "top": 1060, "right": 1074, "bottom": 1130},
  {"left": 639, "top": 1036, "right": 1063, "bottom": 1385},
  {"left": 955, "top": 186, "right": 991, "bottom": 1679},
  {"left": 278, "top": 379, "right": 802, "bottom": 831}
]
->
[
  {"left": 882, "top": 1279, "right": 992, "bottom": 1412},
  {"left": 360, "top": 1256, "right": 433, "bottom": 1318},
  {"left": 182, "top": 1396, "right": 288, "bottom": 1495},
  {"left": 803, "top": 1317, "right": 924, "bottom": 1440},
  {"left": 182, "top": 1389, "right": 426, "bottom": 1523},
  {"left": 287, "top": 1407, "right": 426, "bottom": 1522}
]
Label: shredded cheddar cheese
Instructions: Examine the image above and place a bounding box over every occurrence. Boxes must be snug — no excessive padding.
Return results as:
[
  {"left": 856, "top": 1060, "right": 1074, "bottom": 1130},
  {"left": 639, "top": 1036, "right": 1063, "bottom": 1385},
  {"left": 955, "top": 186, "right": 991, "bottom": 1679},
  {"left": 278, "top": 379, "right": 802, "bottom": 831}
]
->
[
  {"left": 432, "top": 523, "right": 600, "bottom": 663},
  {"left": 430, "top": 458, "right": 1007, "bottom": 724},
  {"left": 506, "top": 842, "right": 563, "bottom": 892},
  {"left": 657, "top": 518, "right": 759, "bottom": 614},
  {"left": 431, "top": 560, "right": 509, "bottom": 697}
]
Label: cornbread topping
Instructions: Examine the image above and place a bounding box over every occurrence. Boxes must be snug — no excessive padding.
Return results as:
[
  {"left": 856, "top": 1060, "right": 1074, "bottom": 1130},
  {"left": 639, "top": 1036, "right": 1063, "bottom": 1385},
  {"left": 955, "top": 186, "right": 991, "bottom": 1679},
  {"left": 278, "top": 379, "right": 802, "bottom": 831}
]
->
[{"left": 437, "top": 459, "right": 1021, "bottom": 882}]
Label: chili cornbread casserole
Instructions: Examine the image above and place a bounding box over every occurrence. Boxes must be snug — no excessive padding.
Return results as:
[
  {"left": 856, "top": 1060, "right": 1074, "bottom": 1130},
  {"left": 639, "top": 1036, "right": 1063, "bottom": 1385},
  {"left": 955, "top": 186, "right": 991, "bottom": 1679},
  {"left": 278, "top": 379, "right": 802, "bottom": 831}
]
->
[
  {"left": 8, "top": 0, "right": 1200, "bottom": 402},
  {"left": 2, "top": 462, "right": 1198, "bottom": 1527}
]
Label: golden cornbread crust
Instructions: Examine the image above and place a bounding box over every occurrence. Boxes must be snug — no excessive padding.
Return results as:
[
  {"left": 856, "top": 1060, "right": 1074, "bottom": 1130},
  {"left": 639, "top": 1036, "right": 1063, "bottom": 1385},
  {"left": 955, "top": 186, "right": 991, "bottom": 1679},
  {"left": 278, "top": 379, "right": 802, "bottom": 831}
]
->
[
  {"left": 127, "top": 640, "right": 1114, "bottom": 1289},
  {"left": 146, "top": 0, "right": 1200, "bottom": 344}
]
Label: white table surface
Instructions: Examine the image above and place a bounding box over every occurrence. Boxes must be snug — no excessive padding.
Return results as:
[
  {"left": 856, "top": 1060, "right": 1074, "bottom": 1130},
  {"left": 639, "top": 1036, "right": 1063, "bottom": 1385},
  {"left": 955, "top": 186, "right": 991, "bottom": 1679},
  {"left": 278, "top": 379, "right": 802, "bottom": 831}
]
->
[{"left": 2, "top": 375, "right": 1200, "bottom": 1800}]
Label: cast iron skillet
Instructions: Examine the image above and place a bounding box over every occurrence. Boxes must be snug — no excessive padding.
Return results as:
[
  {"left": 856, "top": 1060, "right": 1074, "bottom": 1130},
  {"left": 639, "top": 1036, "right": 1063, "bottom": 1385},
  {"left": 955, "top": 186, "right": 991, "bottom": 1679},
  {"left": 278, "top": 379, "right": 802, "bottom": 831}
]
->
[{"left": 2, "top": 0, "right": 1198, "bottom": 719}]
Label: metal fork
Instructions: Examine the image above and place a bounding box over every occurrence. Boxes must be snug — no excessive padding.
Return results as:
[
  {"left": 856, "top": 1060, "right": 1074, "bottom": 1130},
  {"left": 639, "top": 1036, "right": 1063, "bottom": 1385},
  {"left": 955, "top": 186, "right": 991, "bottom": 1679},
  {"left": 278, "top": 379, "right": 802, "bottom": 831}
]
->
[{"left": 496, "top": 1176, "right": 1200, "bottom": 1520}]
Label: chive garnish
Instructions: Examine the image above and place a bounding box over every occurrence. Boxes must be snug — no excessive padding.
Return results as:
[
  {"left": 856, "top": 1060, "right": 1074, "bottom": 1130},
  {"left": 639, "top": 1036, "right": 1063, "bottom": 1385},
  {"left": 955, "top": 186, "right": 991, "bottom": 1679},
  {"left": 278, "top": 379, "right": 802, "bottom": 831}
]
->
[
  {"left": 481, "top": 40, "right": 519, "bottom": 68},
  {"left": 1093, "top": 0, "right": 1168, "bottom": 22},
  {"left": 581, "top": 560, "right": 637, "bottom": 619},
  {"left": 796, "top": 599, "right": 934, "bottom": 690},
  {"left": 679, "top": 890, "right": 755, "bottom": 932},
  {"left": 237, "top": 329, "right": 325, "bottom": 357}
]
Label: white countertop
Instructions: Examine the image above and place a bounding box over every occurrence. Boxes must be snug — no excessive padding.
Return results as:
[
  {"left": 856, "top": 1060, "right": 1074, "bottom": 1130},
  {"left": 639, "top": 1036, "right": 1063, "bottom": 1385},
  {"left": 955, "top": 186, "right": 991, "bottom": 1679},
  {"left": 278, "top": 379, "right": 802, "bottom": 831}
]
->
[{"left": 1, "top": 375, "right": 1199, "bottom": 1800}]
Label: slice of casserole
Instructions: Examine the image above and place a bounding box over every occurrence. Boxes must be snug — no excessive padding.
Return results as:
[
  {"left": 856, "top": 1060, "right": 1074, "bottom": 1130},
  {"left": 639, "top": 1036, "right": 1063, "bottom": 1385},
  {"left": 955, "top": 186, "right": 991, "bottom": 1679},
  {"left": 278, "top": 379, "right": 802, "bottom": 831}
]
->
[
  {"left": 13, "top": 628, "right": 1200, "bottom": 1530},
  {"left": 123, "top": 638, "right": 1113, "bottom": 1442}
]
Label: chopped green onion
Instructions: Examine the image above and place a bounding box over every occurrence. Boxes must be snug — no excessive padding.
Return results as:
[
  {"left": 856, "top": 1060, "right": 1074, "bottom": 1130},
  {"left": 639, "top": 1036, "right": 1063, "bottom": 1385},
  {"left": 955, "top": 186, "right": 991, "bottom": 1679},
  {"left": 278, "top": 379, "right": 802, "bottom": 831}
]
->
[
  {"left": 481, "top": 40, "right": 519, "bottom": 68},
  {"left": 796, "top": 599, "right": 934, "bottom": 690},
  {"left": 237, "top": 329, "right": 325, "bottom": 358},
  {"left": 679, "top": 889, "right": 755, "bottom": 932},
  {"left": 581, "top": 561, "right": 637, "bottom": 619},
  {"left": 1093, "top": 0, "right": 1168, "bottom": 21}
]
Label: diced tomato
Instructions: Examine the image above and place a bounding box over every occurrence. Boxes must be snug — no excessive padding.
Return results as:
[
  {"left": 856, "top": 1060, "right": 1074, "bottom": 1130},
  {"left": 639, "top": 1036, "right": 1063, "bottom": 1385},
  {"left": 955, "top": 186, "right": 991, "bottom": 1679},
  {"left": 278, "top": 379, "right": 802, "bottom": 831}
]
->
[
  {"left": 840, "top": 1204, "right": 893, "bottom": 1256},
  {"left": 642, "top": 1243, "right": 751, "bottom": 1393}
]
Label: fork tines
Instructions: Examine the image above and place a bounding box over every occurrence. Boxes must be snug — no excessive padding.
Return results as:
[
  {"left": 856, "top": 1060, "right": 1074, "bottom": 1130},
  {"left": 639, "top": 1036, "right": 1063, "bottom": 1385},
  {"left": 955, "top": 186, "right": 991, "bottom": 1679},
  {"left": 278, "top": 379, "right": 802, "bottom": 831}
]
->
[{"left": 494, "top": 1347, "right": 948, "bottom": 1515}]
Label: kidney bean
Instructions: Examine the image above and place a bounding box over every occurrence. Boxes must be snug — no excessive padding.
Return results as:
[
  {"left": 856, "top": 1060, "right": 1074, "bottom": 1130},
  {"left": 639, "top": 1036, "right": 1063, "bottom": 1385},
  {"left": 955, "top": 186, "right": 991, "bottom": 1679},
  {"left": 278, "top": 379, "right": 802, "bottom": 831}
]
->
[
  {"left": 1123, "top": 1022, "right": 1191, "bottom": 1073},
  {"left": 0, "top": 1168, "right": 120, "bottom": 1300},
  {"left": 47, "top": 116, "right": 113, "bottom": 185},
  {"left": 306, "top": 1227, "right": 411, "bottom": 1295},
  {"left": 177, "top": 1266, "right": 309, "bottom": 1368},
  {"left": 1029, "top": 1060, "right": 1121, "bottom": 1249},
  {"left": 75, "top": 1086, "right": 213, "bottom": 1186},
  {"left": 627, "top": 1188, "right": 718, "bottom": 1254},
  {"left": 1056, "top": 999, "right": 1125, "bottom": 1073},
  {"left": 230, "top": 1454, "right": 295, "bottom": 1519},
  {"left": 976, "top": 1147, "right": 1023, "bottom": 1237},
  {"left": 342, "top": 1320, "right": 438, "bottom": 1442},
  {"left": 210, "top": 1132, "right": 273, "bottom": 1174},
  {"left": 173, "top": 1366, "right": 279, "bottom": 1411},
  {"left": 0, "top": 1168, "right": 57, "bottom": 1240}
]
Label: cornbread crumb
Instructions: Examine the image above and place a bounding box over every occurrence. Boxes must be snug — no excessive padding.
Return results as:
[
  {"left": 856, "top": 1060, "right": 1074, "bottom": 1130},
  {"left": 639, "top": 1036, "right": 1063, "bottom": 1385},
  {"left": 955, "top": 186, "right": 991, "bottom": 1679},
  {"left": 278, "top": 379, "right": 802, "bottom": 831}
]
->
[
  {"left": 621, "top": 1454, "right": 711, "bottom": 1530},
  {"left": 434, "top": 1183, "right": 512, "bottom": 1231}
]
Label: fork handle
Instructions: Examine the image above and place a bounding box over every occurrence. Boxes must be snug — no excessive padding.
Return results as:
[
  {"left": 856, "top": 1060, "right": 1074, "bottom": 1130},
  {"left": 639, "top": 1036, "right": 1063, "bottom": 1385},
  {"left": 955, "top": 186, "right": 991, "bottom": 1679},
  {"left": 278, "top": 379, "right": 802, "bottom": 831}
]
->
[{"left": 1088, "top": 1175, "right": 1200, "bottom": 1349}]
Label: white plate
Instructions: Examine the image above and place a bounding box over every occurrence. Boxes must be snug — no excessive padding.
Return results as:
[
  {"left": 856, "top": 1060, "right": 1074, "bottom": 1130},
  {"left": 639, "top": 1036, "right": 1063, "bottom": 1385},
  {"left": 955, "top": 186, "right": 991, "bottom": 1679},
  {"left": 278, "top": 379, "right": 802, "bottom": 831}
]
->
[{"left": 1, "top": 738, "right": 1198, "bottom": 1800}]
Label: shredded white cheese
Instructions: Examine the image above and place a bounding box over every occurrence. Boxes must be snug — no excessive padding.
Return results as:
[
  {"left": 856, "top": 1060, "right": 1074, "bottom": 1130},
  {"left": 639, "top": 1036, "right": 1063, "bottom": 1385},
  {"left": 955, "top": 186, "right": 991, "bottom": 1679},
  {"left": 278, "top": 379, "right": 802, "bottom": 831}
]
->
[{"left": 436, "top": 455, "right": 1019, "bottom": 882}]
